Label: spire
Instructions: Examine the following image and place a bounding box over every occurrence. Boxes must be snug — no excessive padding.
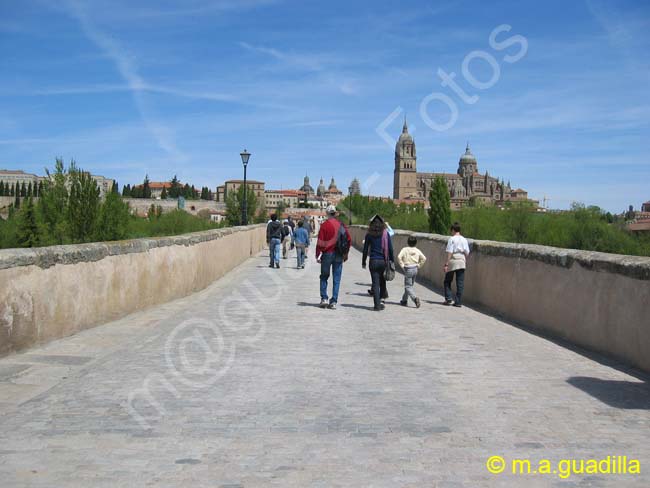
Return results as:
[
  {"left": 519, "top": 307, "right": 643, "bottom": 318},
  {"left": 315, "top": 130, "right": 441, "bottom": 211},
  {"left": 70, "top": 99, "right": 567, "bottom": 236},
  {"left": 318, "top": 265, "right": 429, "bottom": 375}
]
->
[
  {"left": 465, "top": 141, "right": 471, "bottom": 153},
  {"left": 402, "top": 115, "right": 408, "bottom": 133}
]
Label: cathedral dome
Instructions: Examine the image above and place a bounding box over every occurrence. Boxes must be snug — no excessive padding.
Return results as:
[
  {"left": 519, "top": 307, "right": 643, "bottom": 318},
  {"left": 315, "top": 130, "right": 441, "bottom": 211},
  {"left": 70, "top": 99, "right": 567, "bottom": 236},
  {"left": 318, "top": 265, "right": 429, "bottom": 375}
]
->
[{"left": 459, "top": 144, "right": 476, "bottom": 163}]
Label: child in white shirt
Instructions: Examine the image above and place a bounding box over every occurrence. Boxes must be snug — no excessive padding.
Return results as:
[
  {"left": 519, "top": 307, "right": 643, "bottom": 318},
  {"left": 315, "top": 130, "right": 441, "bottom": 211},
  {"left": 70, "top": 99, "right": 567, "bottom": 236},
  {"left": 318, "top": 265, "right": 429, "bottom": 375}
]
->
[{"left": 397, "top": 235, "right": 427, "bottom": 308}]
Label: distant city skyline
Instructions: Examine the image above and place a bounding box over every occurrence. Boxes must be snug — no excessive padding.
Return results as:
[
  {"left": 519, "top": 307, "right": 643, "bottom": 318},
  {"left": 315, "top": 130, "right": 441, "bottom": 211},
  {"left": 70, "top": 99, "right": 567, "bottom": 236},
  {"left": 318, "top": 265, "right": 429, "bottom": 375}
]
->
[{"left": 1, "top": 0, "right": 648, "bottom": 212}]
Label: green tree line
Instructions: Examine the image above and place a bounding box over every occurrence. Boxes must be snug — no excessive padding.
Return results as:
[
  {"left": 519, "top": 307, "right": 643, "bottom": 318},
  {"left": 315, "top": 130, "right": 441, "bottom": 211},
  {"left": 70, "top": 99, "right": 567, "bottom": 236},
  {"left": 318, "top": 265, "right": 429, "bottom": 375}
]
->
[
  {"left": 339, "top": 176, "right": 650, "bottom": 257},
  {"left": 0, "top": 159, "right": 225, "bottom": 250},
  {"left": 120, "top": 174, "right": 213, "bottom": 200}
]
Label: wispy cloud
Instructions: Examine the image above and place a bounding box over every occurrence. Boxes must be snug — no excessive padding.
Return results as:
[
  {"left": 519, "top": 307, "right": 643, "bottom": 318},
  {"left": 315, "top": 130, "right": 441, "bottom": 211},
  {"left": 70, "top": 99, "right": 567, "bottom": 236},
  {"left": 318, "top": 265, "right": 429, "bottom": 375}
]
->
[
  {"left": 239, "top": 41, "right": 327, "bottom": 71},
  {"left": 61, "top": 0, "right": 188, "bottom": 163}
]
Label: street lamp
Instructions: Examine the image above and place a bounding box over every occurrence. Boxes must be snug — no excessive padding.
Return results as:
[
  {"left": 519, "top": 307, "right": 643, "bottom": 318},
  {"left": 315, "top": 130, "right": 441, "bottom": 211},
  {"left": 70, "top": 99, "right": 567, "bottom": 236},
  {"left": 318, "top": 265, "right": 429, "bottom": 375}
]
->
[{"left": 240, "top": 149, "right": 251, "bottom": 225}]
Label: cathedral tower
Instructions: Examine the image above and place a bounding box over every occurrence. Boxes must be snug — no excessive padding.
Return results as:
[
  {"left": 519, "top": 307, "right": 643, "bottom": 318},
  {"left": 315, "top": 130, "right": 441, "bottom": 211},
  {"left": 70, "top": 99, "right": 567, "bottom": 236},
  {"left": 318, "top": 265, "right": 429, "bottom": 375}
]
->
[{"left": 393, "top": 119, "right": 418, "bottom": 199}]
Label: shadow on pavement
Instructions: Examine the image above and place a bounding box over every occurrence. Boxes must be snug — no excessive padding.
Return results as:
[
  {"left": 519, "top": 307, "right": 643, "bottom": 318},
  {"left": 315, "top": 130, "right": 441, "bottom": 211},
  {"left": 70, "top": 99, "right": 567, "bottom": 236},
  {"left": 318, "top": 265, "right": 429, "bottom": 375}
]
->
[{"left": 567, "top": 376, "right": 650, "bottom": 410}]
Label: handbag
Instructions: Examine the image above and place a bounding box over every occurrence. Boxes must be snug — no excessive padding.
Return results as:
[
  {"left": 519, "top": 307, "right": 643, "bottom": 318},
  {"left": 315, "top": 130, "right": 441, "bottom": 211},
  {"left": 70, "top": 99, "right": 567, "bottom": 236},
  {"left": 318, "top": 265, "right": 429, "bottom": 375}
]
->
[{"left": 384, "top": 261, "right": 396, "bottom": 281}]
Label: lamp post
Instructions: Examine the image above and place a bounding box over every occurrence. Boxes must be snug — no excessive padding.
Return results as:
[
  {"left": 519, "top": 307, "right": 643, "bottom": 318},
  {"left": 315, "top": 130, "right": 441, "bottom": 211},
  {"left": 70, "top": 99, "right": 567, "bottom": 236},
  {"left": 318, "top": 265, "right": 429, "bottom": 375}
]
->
[{"left": 240, "top": 149, "right": 251, "bottom": 225}]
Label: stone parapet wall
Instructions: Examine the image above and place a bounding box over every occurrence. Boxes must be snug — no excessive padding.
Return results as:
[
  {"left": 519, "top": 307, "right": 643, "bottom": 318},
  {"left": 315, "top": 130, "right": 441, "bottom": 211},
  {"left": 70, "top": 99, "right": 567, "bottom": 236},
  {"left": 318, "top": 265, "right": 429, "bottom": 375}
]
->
[
  {"left": 0, "top": 225, "right": 266, "bottom": 356},
  {"left": 349, "top": 225, "right": 650, "bottom": 373}
]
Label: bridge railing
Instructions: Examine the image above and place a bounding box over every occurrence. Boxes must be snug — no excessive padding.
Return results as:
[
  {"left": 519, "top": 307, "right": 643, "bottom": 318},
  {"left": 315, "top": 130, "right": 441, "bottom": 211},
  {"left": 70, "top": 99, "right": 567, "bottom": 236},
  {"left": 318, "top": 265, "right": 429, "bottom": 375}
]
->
[
  {"left": 349, "top": 225, "right": 650, "bottom": 374},
  {"left": 0, "top": 224, "right": 266, "bottom": 356}
]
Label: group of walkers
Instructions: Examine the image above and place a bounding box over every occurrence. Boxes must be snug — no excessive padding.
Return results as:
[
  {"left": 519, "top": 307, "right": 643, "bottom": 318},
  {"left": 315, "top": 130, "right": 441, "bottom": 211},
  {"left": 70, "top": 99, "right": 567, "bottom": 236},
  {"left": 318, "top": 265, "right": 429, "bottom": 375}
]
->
[
  {"left": 266, "top": 206, "right": 470, "bottom": 311},
  {"left": 266, "top": 214, "right": 315, "bottom": 269}
]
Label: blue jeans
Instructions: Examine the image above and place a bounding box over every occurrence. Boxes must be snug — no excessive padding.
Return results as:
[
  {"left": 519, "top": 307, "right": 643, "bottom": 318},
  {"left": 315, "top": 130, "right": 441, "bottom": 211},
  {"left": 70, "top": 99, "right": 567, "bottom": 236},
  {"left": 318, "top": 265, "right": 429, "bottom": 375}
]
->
[
  {"left": 444, "top": 269, "right": 465, "bottom": 304},
  {"left": 320, "top": 252, "right": 343, "bottom": 303},
  {"left": 269, "top": 238, "right": 281, "bottom": 265},
  {"left": 296, "top": 245, "right": 307, "bottom": 267}
]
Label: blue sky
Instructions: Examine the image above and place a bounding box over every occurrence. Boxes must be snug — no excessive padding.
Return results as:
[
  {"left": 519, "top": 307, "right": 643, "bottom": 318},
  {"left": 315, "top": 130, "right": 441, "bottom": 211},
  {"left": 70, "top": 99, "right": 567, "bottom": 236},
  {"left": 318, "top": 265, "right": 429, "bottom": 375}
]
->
[{"left": 1, "top": 0, "right": 648, "bottom": 212}]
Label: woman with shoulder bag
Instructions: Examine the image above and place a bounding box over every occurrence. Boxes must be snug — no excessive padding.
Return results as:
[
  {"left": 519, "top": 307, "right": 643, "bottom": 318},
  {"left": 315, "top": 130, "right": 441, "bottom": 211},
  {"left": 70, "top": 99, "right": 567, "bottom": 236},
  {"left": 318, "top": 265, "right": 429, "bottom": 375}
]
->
[{"left": 362, "top": 214, "right": 394, "bottom": 311}]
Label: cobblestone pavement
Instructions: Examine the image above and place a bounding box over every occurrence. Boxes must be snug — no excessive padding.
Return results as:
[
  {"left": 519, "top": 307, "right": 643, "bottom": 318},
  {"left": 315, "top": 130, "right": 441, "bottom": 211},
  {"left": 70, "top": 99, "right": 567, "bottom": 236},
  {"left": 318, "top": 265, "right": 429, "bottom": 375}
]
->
[{"left": 1, "top": 247, "right": 649, "bottom": 487}]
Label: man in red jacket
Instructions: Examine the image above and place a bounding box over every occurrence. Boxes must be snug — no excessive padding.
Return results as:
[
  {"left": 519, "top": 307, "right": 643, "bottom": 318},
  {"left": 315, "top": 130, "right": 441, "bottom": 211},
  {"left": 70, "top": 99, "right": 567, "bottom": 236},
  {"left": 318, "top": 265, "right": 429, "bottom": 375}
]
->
[{"left": 316, "top": 205, "right": 351, "bottom": 309}]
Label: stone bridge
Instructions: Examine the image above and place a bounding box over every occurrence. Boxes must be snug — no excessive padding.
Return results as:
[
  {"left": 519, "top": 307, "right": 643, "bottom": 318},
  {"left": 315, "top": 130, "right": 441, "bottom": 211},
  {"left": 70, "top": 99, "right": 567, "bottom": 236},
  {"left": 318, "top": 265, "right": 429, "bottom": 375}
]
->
[{"left": 0, "top": 225, "right": 649, "bottom": 487}]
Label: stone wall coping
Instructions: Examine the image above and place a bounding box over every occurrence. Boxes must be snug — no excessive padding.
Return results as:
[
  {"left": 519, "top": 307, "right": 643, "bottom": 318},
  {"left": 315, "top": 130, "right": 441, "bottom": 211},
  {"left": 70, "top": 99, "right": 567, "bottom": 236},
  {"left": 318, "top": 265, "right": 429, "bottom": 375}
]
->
[
  {"left": 350, "top": 225, "right": 650, "bottom": 281},
  {"left": 0, "top": 224, "right": 265, "bottom": 270}
]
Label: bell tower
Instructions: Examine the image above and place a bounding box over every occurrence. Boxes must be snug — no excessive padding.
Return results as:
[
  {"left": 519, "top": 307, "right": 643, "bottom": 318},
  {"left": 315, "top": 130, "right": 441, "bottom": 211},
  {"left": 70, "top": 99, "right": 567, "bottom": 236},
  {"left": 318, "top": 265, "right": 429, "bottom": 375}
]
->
[{"left": 393, "top": 118, "right": 417, "bottom": 199}]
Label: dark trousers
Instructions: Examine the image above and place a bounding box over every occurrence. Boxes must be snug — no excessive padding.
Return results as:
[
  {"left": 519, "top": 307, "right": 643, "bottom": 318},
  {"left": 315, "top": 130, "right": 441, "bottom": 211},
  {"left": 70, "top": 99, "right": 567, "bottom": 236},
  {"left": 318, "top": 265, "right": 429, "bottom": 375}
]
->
[
  {"left": 369, "top": 259, "right": 387, "bottom": 309},
  {"left": 444, "top": 269, "right": 465, "bottom": 305}
]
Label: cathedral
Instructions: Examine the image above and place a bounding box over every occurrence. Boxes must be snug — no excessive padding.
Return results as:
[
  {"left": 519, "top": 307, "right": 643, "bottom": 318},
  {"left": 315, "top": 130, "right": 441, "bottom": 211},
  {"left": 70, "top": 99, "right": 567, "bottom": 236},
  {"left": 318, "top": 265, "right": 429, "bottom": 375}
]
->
[{"left": 393, "top": 120, "right": 529, "bottom": 209}]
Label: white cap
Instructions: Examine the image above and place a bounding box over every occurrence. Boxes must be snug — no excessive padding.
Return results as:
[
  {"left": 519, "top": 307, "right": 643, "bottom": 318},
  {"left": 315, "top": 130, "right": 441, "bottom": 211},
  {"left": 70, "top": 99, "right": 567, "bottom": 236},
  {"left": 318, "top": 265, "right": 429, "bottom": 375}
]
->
[{"left": 326, "top": 204, "right": 337, "bottom": 215}]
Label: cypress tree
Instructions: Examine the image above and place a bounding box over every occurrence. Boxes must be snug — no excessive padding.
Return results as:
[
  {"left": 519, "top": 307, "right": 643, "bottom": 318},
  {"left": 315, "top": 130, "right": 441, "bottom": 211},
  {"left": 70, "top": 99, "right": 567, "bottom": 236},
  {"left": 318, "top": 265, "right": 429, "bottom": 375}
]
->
[
  {"left": 142, "top": 175, "right": 151, "bottom": 199},
  {"left": 16, "top": 198, "right": 38, "bottom": 247},
  {"left": 160, "top": 186, "right": 168, "bottom": 199},
  {"left": 27, "top": 182, "right": 33, "bottom": 197},
  {"left": 14, "top": 191, "right": 20, "bottom": 209},
  {"left": 428, "top": 176, "right": 451, "bottom": 235},
  {"left": 10, "top": 183, "right": 15, "bottom": 196},
  {"left": 0, "top": 180, "right": 4, "bottom": 196},
  {"left": 20, "top": 182, "right": 27, "bottom": 197}
]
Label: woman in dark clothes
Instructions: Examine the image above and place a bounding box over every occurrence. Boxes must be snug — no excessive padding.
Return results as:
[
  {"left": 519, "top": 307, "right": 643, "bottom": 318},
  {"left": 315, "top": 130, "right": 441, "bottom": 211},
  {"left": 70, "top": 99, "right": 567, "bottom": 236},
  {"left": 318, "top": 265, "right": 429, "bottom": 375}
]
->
[{"left": 362, "top": 215, "right": 394, "bottom": 311}]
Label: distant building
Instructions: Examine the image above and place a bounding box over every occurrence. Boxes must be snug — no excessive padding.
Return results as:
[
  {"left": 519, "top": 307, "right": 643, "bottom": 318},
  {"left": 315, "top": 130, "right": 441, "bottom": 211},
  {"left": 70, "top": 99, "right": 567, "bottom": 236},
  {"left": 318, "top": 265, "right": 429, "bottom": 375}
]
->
[
  {"left": 322, "top": 177, "right": 344, "bottom": 203},
  {"left": 91, "top": 174, "right": 114, "bottom": 199},
  {"left": 348, "top": 178, "right": 361, "bottom": 196},
  {"left": 0, "top": 169, "right": 43, "bottom": 189},
  {"left": 392, "top": 120, "right": 532, "bottom": 209},
  {"left": 642, "top": 201, "right": 650, "bottom": 213},
  {"left": 0, "top": 169, "right": 113, "bottom": 199},
  {"left": 299, "top": 175, "right": 315, "bottom": 196},
  {"left": 264, "top": 189, "right": 306, "bottom": 211},
  {"left": 148, "top": 182, "right": 172, "bottom": 199},
  {"left": 216, "top": 179, "right": 265, "bottom": 209}
]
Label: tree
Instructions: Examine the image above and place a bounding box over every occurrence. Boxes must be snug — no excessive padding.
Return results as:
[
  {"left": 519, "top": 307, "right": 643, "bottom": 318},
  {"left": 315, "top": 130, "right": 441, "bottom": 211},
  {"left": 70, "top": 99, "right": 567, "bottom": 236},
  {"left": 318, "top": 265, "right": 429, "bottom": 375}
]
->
[
  {"left": 20, "top": 182, "right": 27, "bottom": 197},
  {"left": 37, "top": 158, "right": 69, "bottom": 245},
  {"left": 225, "top": 184, "right": 258, "bottom": 226},
  {"left": 112, "top": 180, "right": 120, "bottom": 194},
  {"left": 160, "top": 186, "right": 168, "bottom": 199},
  {"left": 169, "top": 175, "right": 181, "bottom": 199},
  {"left": 122, "top": 184, "right": 131, "bottom": 197},
  {"left": 0, "top": 180, "right": 4, "bottom": 196},
  {"left": 14, "top": 192, "right": 20, "bottom": 209},
  {"left": 37, "top": 181, "right": 43, "bottom": 197},
  {"left": 428, "top": 176, "right": 451, "bottom": 234},
  {"left": 95, "top": 191, "right": 130, "bottom": 241},
  {"left": 66, "top": 164, "right": 101, "bottom": 243},
  {"left": 200, "top": 186, "right": 209, "bottom": 200},
  {"left": 27, "top": 182, "right": 33, "bottom": 197},
  {"left": 10, "top": 183, "right": 15, "bottom": 196},
  {"left": 16, "top": 198, "right": 38, "bottom": 247},
  {"left": 142, "top": 175, "right": 152, "bottom": 199}
]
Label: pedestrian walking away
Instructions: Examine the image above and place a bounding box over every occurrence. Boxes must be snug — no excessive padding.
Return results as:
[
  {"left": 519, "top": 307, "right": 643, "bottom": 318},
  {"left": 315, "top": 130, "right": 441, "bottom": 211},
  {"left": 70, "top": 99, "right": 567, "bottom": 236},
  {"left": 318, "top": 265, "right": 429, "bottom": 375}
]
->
[
  {"left": 443, "top": 222, "right": 470, "bottom": 307},
  {"left": 397, "top": 235, "right": 427, "bottom": 308},
  {"left": 316, "top": 205, "right": 351, "bottom": 309},
  {"left": 362, "top": 214, "right": 394, "bottom": 311},
  {"left": 281, "top": 220, "right": 293, "bottom": 259},
  {"left": 266, "top": 214, "right": 283, "bottom": 268},
  {"left": 292, "top": 220, "right": 310, "bottom": 269}
]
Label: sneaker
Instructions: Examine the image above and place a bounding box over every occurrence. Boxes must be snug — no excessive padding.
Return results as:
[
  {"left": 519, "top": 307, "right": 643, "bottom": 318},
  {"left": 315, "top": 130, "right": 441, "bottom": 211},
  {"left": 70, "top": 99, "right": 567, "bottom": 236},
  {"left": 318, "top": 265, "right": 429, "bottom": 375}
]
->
[
  {"left": 453, "top": 302, "right": 462, "bottom": 308},
  {"left": 319, "top": 299, "right": 329, "bottom": 308},
  {"left": 301, "top": 264, "right": 305, "bottom": 269},
  {"left": 328, "top": 302, "right": 337, "bottom": 310},
  {"left": 275, "top": 263, "right": 280, "bottom": 269},
  {"left": 399, "top": 300, "right": 408, "bottom": 307},
  {"left": 269, "top": 264, "right": 274, "bottom": 268},
  {"left": 374, "top": 304, "right": 385, "bottom": 311},
  {"left": 415, "top": 297, "right": 421, "bottom": 308},
  {"left": 443, "top": 300, "right": 453, "bottom": 306}
]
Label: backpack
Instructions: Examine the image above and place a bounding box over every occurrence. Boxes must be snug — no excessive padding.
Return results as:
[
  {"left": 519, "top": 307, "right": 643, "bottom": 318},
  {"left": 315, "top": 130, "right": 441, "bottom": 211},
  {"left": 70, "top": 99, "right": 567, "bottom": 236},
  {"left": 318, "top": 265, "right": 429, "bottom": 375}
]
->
[
  {"left": 282, "top": 225, "right": 290, "bottom": 238},
  {"left": 335, "top": 222, "right": 350, "bottom": 256}
]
